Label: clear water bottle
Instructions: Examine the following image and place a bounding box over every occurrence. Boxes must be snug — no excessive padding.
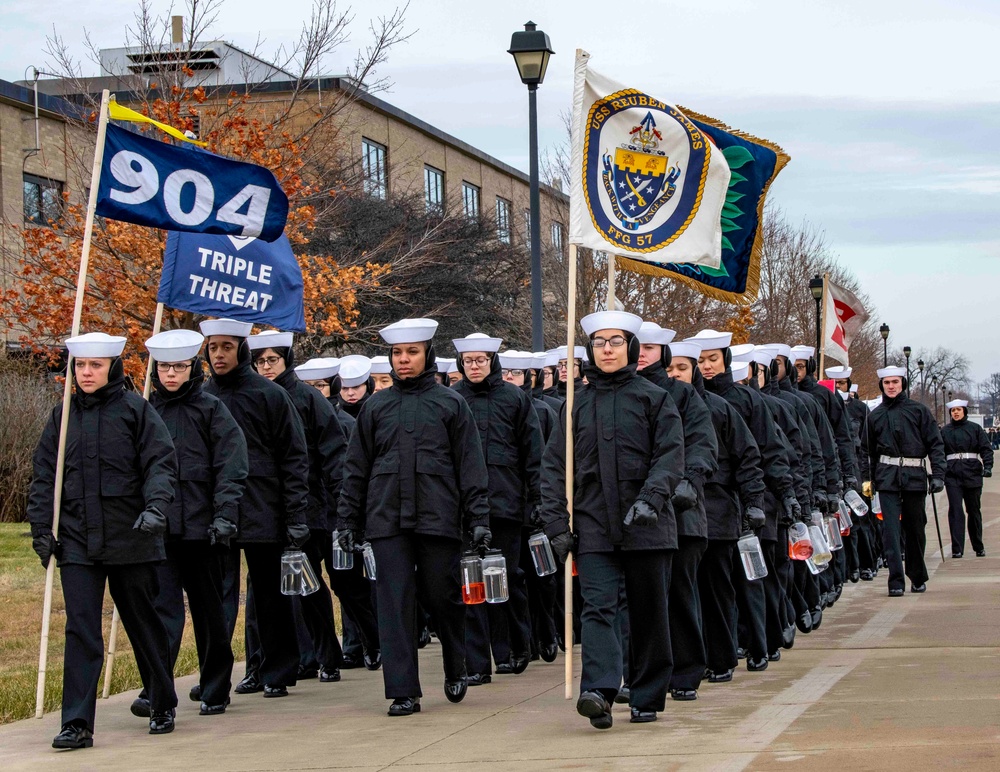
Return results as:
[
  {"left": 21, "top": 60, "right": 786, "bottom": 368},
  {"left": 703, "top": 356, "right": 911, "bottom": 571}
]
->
[
  {"left": 837, "top": 501, "right": 853, "bottom": 535},
  {"left": 280, "top": 551, "right": 305, "bottom": 596},
  {"left": 527, "top": 531, "right": 558, "bottom": 576},
  {"left": 361, "top": 542, "right": 377, "bottom": 580},
  {"left": 872, "top": 492, "right": 882, "bottom": 520},
  {"left": 824, "top": 516, "right": 844, "bottom": 551},
  {"left": 809, "top": 523, "right": 833, "bottom": 565},
  {"left": 482, "top": 549, "right": 509, "bottom": 604},
  {"left": 787, "top": 522, "right": 814, "bottom": 560},
  {"left": 806, "top": 555, "right": 828, "bottom": 574},
  {"left": 330, "top": 530, "right": 354, "bottom": 571},
  {"left": 738, "top": 533, "right": 768, "bottom": 580},
  {"left": 461, "top": 552, "right": 485, "bottom": 605},
  {"left": 844, "top": 488, "right": 869, "bottom": 517}
]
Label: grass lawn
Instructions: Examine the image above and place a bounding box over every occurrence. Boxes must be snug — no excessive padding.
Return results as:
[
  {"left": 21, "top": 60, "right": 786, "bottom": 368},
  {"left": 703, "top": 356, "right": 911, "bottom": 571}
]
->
[{"left": 0, "top": 523, "right": 245, "bottom": 725}]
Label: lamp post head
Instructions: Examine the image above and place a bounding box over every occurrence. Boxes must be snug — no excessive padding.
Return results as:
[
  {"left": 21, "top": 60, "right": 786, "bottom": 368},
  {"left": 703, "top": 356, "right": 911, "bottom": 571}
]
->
[
  {"left": 508, "top": 22, "right": 555, "bottom": 87},
  {"left": 917, "top": 359, "right": 924, "bottom": 372},
  {"left": 808, "top": 275, "right": 823, "bottom": 301},
  {"left": 879, "top": 323, "right": 890, "bottom": 341},
  {"left": 903, "top": 346, "right": 911, "bottom": 358}
]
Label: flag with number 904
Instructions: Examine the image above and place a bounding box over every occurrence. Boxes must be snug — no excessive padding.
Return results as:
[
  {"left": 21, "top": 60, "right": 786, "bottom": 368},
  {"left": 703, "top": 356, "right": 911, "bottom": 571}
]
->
[{"left": 96, "top": 124, "right": 289, "bottom": 242}]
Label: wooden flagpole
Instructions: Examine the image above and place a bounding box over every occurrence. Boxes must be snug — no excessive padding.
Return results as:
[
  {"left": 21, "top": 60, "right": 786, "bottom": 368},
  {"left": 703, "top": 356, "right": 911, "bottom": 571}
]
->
[
  {"left": 101, "top": 301, "right": 165, "bottom": 699},
  {"left": 564, "top": 243, "right": 579, "bottom": 699},
  {"left": 35, "top": 89, "right": 112, "bottom": 718},
  {"left": 607, "top": 252, "right": 616, "bottom": 310},
  {"left": 819, "top": 272, "right": 829, "bottom": 374}
]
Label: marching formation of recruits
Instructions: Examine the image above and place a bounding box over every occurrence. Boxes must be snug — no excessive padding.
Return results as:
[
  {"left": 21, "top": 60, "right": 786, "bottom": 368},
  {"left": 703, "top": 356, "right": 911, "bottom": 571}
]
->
[{"left": 28, "top": 309, "right": 981, "bottom": 748}]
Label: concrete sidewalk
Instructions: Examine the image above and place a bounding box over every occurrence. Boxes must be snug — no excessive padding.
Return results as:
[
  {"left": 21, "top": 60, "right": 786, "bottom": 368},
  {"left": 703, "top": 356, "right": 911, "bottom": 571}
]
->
[{"left": 2, "top": 486, "right": 998, "bottom": 771}]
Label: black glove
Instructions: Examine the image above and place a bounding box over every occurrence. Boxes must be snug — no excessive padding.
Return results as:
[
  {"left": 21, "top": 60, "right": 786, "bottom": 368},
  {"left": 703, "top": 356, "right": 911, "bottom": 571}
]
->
[
  {"left": 529, "top": 504, "right": 544, "bottom": 528},
  {"left": 208, "top": 516, "right": 237, "bottom": 548},
  {"left": 800, "top": 510, "right": 815, "bottom": 526},
  {"left": 32, "top": 532, "right": 60, "bottom": 568},
  {"left": 782, "top": 496, "right": 801, "bottom": 526},
  {"left": 670, "top": 479, "right": 698, "bottom": 512},
  {"left": 812, "top": 491, "right": 828, "bottom": 515},
  {"left": 286, "top": 522, "right": 311, "bottom": 549},
  {"left": 550, "top": 531, "right": 574, "bottom": 562},
  {"left": 745, "top": 506, "right": 766, "bottom": 530},
  {"left": 337, "top": 529, "right": 357, "bottom": 554},
  {"left": 929, "top": 478, "right": 944, "bottom": 494},
  {"left": 845, "top": 476, "right": 859, "bottom": 493},
  {"left": 133, "top": 506, "right": 167, "bottom": 536},
  {"left": 984, "top": 469, "right": 993, "bottom": 478},
  {"left": 623, "top": 500, "right": 657, "bottom": 527},
  {"left": 470, "top": 525, "right": 492, "bottom": 552}
]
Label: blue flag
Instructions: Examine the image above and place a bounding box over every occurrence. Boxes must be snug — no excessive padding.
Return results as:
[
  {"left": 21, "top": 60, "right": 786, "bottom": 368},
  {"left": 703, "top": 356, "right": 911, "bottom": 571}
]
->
[
  {"left": 616, "top": 110, "right": 790, "bottom": 304},
  {"left": 159, "top": 231, "right": 306, "bottom": 331},
  {"left": 97, "top": 123, "right": 288, "bottom": 242}
]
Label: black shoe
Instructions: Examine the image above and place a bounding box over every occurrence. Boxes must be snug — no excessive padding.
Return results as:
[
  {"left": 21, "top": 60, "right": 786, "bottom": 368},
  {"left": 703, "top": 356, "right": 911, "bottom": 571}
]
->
[
  {"left": 297, "top": 666, "right": 318, "bottom": 680},
  {"left": 614, "top": 686, "right": 630, "bottom": 704},
  {"left": 860, "top": 569, "right": 874, "bottom": 581},
  {"left": 849, "top": 570, "right": 860, "bottom": 583},
  {"left": 796, "top": 612, "right": 813, "bottom": 634},
  {"left": 911, "top": 583, "right": 926, "bottom": 593},
  {"left": 234, "top": 673, "right": 262, "bottom": 694},
  {"left": 417, "top": 627, "right": 432, "bottom": 649},
  {"left": 768, "top": 650, "right": 781, "bottom": 662},
  {"left": 511, "top": 654, "right": 529, "bottom": 674},
  {"left": 556, "top": 634, "right": 566, "bottom": 652},
  {"left": 52, "top": 723, "right": 93, "bottom": 750},
  {"left": 319, "top": 667, "right": 341, "bottom": 683},
  {"left": 466, "top": 672, "right": 491, "bottom": 686},
  {"left": 130, "top": 696, "right": 150, "bottom": 718},
  {"left": 495, "top": 661, "right": 514, "bottom": 674},
  {"left": 747, "top": 657, "right": 768, "bottom": 672},
  {"left": 262, "top": 684, "right": 288, "bottom": 698},
  {"left": 576, "top": 691, "right": 613, "bottom": 730},
  {"left": 888, "top": 587, "right": 904, "bottom": 597},
  {"left": 388, "top": 697, "right": 420, "bottom": 716},
  {"left": 630, "top": 707, "right": 657, "bottom": 723},
  {"left": 736, "top": 646, "right": 746, "bottom": 660},
  {"left": 782, "top": 624, "right": 796, "bottom": 650},
  {"left": 341, "top": 655, "right": 363, "bottom": 670},
  {"left": 810, "top": 607, "right": 823, "bottom": 630},
  {"left": 188, "top": 684, "right": 201, "bottom": 702},
  {"left": 199, "top": 697, "right": 229, "bottom": 716},
  {"left": 444, "top": 678, "right": 468, "bottom": 703},
  {"left": 149, "top": 709, "right": 175, "bottom": 735},
  {"left": 707, "top": 668, "right": 734, "bottom": 683},
  {"left": 363, "top": 649, "right": 382, "bottom": 671},
  {"left": 540, "top": 643, "right": 558, "bottom": 663},
  {"left": 671, "top": 688, "right": 697, "bottom": 701},
  {"left": 951, "top": 553, "right": 963, "bottom": 559},
  {"left": 976, "top": 550, "right": 986, "bottom": 557}
]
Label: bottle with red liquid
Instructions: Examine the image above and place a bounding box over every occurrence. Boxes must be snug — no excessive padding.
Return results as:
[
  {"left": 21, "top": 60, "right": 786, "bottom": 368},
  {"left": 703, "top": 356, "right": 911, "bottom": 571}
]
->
[
  {"left": 460, "top": 552, "right": 485, "bottom": 605},
  {"left": 787, "top": 522, "right": 814, "bottom": 560}
]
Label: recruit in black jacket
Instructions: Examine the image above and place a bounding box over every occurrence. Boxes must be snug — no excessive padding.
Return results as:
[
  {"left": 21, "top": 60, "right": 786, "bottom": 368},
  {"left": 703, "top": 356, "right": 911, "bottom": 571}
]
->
[
  {"left": 779, "top": 376, "right": 841, "bottom": 495},
  {"left": 454, "top": 365, "right": 542, "bottom": 522},
  {"left": 205, "top": 358, "right": 311, "bottom": 542},
  {"left": 942, "top": 416, "right": 993, "bottom": 488},
  {"left": 150, "top": 364, "right": 248, "bottom": 540},
  {"left": 799, "top": 375, "right": 860, "bottom": 484},
  {"left": 866, "top": 393, "right": 946, "bottom": 493},
  {"left": 337, "top": 366, "right": 491, "bottom": 541},
  {"left": 763, "top": 377, "right": 820, "bottom": 507},
  {"left": 540, "top": 363, "right": 684, "bottom": 553},
  {"left": 754, "top": 383, "right": 810, "bottom": 537},
  {"left": 28, "top": 371, "right": 177, "bottom": 565}
]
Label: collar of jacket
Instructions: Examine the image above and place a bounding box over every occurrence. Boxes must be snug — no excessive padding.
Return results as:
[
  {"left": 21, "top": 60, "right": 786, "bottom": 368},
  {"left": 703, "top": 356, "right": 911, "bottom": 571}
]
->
[
  {"left": 639, "top": 360, "right": 666, "bottom": 381},
  {"left": 211, "top": 358, "right": 256, "bottom": 389},
  {"left": 151, "top": 357, "right": 205, "bottom": 403},
  {"left": 778, "top": 376, "right": 794, "bottom": 393},
  {"left": 73, "top": 357, "right": 127, "bottom": 408},
  {"left": 392, "top": 367, "right": 438, "bottom": 392},
  {"left": 799, "top": 374, "right": 818, "bottom": 390},
  {"left": 881, "top": 391, "right": 908, "bottom": 408},
  {"left": 467, "top": 367, "right": 502, "bottom": 394},
  {"left": 950, "top": 416, "right": 968, "bottom": 426},
  {"left": 557, "top": 376, "right": 585, "bottom": 397},
  {"left": 340, "top": 390, "right": 370, "bottom": 416},
  {"left": 762, "top": 376, "right": 780, "bottom": 396},
  {"left": 531, "top": 370, "right": 544, "bottom": 399},
  {"left": 691, "top": 368, "right": 707, "bottom": 397},
  {"left": 584, "top": 362, "right": 638, "bottom": 390},
  {"left": 703, "top": 369, "right": 734, "bottom": 395},
  {"left": 274, "top": 366, "right": 298, "bottom": 393}
]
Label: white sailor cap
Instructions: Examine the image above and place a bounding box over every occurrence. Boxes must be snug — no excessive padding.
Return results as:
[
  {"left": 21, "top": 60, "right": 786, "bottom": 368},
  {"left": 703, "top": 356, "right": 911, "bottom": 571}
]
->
[
  {"left": 731, "top": 361, "right": 751, "bottom": 382},
  {"left": 826, "top": 365, "right": 853, "bottom": 379},
  {"left": 790, "top": 345, "right": 815, "bottom": 362},
  {"left": 66, "top": 332, "right": 126, "bottom": 358},
  {"left": 533, "top": 351, "right": 559, "bottom": 369},
  {"left": 945, "top": 399, "right": 969, "bottom": 409},
  {"left": 553, "top": 345, "right": 588, "bottom": 362},
  {"left": 767, "top": 343, "right": 792, "bottom": 360},
  {"left": 730, "top": 343, "right": 756, "bottom": 363},
  {"left": 294, "top": 357, "right": 340, "bottom": 381},
  {"left": 637, "top": 321, "right": 677, "bottom": 346},
  {"left": 339, "top": 355, "right": 372, "bottom": 388},
  {"left": 380, "top": 318, "right": 438, "bottom": 345},
  {"left": 453, "top": 333, "right": 503, "bottom": 354},
  {"left": 670, "top": 340, "right": 702, "bottom": 361},
  {"left": 752, "top": 346, "right": 775, "bottom": 367},
  {"left": 199, "top": 318, "right": 253, "bottom": 338},
  {"left": 689, "top": 329, "right": 732, "bottom": 351},
  {"left": 849, "top": 384, "right": 859, "bottom": 393},
  {"left": 369, "top": 355, "right": 392, "bottom": 375},
  {"left": 144, "top": 329, "right": 204, "bottom": 362},
  {"left": 248, "top": 330, "right": 294, "bottom": 351},
  {"left": 876, "top": 365, "right": 907, "bottom": 379},
  {"left": 581, "top": 311, "right": 642, "bottom": 338},
  {"left": 498, "top": 350, "right": 535, "bottom": 370},
  {"left": 436, "top": 357, "right": 457, "bottom": 374}
]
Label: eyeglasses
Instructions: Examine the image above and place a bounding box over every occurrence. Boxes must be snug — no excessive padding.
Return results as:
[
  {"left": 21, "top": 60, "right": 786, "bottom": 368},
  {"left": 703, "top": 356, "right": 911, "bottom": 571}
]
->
[
  {"left": 591, "top": 336, "right": 626, "bottom": 349},
  {"left": 254, "top": 356, "right": 283, "bottom": 367},
  {"left": 462, "top": 357, "right": 490, "bottom": 367},
  {"left": 501, "top": 369, "right": 524, "bottom": 377},
  {"left": 156, "top": 362, "right": 192, "bottom": 373}
]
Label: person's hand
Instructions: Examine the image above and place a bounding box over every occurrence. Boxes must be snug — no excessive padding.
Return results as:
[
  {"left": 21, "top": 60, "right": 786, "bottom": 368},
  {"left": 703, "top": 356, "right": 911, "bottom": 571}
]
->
[
  {"left": 530, "top": 505, "right": 544, "bottom": 528},
  {"left": 862, "top": 481, "right": 873, "bottom": 498},
  {"left": 285, "top": 522, "right": 310, "bottom": 549},
  {"left": 929, "top": 478, "right": 944, "bottom": 494},
  {"left": 782, "top": 496, "right": 801, "bottom": 525},
  {"left": 624, "top": 500, "right": 657, "bottom": 527},
  {"left": 550, "top": 531, "right": 574, "bottom": 562},
  {"left": 745, "top": 506, "right": 766, "bottom": 530},
  {"left": 337, "top": 529, "right": 357, "bottom": 554},
  {"left": 983, "top": 469, "right": 992, "bottom": 478},
  {"left": 800, "top": 509, "right": 814, "bottom": 526},
  {"left": 845, "top": 476, "right": 859, "bottom": 493},
  {"left": 670, "top": 479, "right": 698, "bottom": 512},
  {"left": 133, "top": 507, "right": 167, "bottom": 536},
  {"left": 32, "top": 532, "right": 60, "bottom": 568},
  {"left": 470, "top": 526, "right": 492, "bottom": 552},
  {"left": 813, "top": 491, "right": 828, "bottom": 514},
  {"left": 208, "top": 516, "right": 237, "bottom": 548}
]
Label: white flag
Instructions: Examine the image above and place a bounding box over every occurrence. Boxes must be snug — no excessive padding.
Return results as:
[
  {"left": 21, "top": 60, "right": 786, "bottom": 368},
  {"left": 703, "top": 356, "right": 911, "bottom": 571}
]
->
[
  {"left": 823, "top": 278, "right": 869, "bottom": 366},
  {"left": 569, "top": 50, "right": 728, "bottom": 268}
]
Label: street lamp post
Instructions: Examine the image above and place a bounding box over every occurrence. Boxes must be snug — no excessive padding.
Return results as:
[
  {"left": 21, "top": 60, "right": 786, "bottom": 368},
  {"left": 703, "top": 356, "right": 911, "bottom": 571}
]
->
[
  {"left": 932, "top": 375, "right": 938, "bottom": 422},
  {"left": 940, "top": 382, "right": 948, "bottom": 424},
  {"left": 903, "top": 345, "right": 911, "bottom": 398},
  {"left": 879, "top": 323, "right": 890, "bottom": 367},
  {"left": 809, "top": 275, "right": 823, "bottom": 353},
  {"left": 917, "top": 358, "right": 925, "bottom": 406},
  {"left": 508, "top": 21, "right": 554, "bottom": 352}
]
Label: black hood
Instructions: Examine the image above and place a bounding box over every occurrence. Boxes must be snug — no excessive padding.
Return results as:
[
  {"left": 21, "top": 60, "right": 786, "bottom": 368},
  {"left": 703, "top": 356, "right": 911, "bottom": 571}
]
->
[
  {"left": 339, "top": 377, "right": 375, "bottom": 417},
  {"left": 465, "top": 358, "right": 503, "bottom": 394},
  {"left": 73, "top": 356, "right": 127, "bottom": 408},
  {"left": 151, "top": 355, "right": 206, "bottom": 403},
  {"left": 703, "top": 368, "right": 734, "bottom": 396},
  {"left": 690, "top": 365, "right": 707, "bottom": 397},
  {"left": 206, "top": 337, "right": 254, "bottom": 385}
]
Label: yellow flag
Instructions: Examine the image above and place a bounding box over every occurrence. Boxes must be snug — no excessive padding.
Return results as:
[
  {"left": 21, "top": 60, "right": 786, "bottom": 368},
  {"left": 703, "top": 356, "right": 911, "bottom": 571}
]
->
[{"left": 108, "top": 97, "right": 208, "bottom": 147}]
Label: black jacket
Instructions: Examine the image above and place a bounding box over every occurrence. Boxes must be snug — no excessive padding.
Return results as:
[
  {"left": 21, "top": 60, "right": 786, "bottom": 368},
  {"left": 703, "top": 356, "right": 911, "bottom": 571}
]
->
[
  {"left": 867, "top": 394, "right": 946, "bottom": 492},
  {"left": 640, "top": 362, "right": 718, "bottom": 538},
  {"left": 454, "top": 365, "right": 542, "bottom": 522},
  {"left": 337, "top": 366, "right": 491, "bottom": 541},
  {"left": 205, "top": 354, "right": 310, "bottom": 542},
  {"left": 276, "top": 368, "right": 348, "bottom": 532},
  {"left": 799, "top": 375, "right": 860, "bottom": 483},
  {"left": 755, "top": 379, "right": 811, "bottom": 536},
  {"left": 764, "top": 376, "right": 820, "bottom": 505},
  {"left": 942, "top": 416, "right": 993, "bottom": 488},
  {"left": 540, "top": 363, "right": 684, "bottom": 553},
  {"left": 28, "top": 364, "right": 177, "bottom": 565},
  {"left": 330, "top": 398, "right": 357, "bottom": 440},
  {"left": 843, "top": 393, "right": 871, "bottom": 483},
  {"left": 779, "top": 376, "right": 841, "bottom": 494},
  {"left": 150, "top": 363, "right": 248, "bottom": 541}
]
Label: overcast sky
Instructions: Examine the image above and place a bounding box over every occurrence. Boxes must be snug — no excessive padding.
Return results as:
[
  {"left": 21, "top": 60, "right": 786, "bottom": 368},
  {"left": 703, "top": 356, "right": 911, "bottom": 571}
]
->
[{"left": 2, "top": 0, "right": 998, "bottom": 385}]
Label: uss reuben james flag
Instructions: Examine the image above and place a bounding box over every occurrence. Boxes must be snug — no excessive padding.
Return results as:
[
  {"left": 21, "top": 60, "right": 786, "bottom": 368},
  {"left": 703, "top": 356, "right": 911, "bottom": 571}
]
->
[
  {"left": 570, "top": 50, "right": 729, "bottom": 268},
  {"left": 823, "top": 278, "right": 869, "bottom": 367}
]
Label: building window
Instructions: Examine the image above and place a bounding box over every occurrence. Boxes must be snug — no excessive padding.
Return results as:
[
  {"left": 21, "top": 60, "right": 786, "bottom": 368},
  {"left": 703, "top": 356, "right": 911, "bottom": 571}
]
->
[
  {"left": 424, "top": 165, "right": 444, "bottom": 212},
  {"left": 551, "top": 221, "right": 565, "bottom": 257},
  {"left": 23, "top": 174, "right": 64, "bottom": 226},
  {"left": 362, "top": 138, "right": 387, "bottom": 199},
  {"left": 495, "top": 197, "right": 511, "bottom": 244},
  {"left": 462, "top": 182, "right": 480, "bottom": 218}
]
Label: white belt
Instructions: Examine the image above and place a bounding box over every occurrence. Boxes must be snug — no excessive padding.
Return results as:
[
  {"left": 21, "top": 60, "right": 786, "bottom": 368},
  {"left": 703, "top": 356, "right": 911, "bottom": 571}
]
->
[
  {"left": 946, "top": 453, "right": 980, "bottom": 461},
  {"left": 879, "top": 455, "right": 924, "bottom": 468}
]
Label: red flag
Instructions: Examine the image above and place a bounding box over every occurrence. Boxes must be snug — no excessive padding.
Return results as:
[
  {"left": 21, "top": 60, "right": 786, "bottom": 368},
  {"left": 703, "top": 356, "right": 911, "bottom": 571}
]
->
[{"left": 823, "top": 279, "right": 869, "bottom": 366}]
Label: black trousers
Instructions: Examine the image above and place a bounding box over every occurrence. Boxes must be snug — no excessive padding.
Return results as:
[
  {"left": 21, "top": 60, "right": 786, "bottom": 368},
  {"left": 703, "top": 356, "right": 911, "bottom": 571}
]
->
[
  {"left": 760, "top": 539, "right": 786, "bottom": 654},
  {"left": 370, "top": 532, "right": 467, "bottom": 699},
  {"left": 732, "top": 541, "right": 768, "bottom": 661},
  {"left": 60, "top": 562, "right": 177, "bottom": 730},
  {"left": 326, "top": 534, "right": 381, "bottom": 654},
  {"left": 698, "top": 539, "right": 738, "bottom": 673},
  {"left": 298, "top": 530, "right": 343, "bottom": 669},
  {"left": 239, "top": 544, "right": 300, "bottom": 686},
  {"left": 520, "top": 528, "right": 558, "bottom": 653},
  {"left": 578, "top": 549, "right": 673, "bottom": 712},
  {"left": 341, "top": 608, "right": 364, "bottom": 659},
  {"left": 668, "top": 536, "right": 707, "bottom": 691},
  {"left": 946, "top": 484, "right": 984, "bottom": 555},
  {"left": 854, "top": 512, "right": 877, "bottom": 572},
  {"left": 221, "top": 543, "right": 241, "bottom": 640},
  {"left": 772, "top": 525, "right": 793, "bottom": 632},
  {"left": 879, "top": 491, "right": 929, "bottom": 591},
  {"left": 155, "top": 541, "right": 234, "bottom": 705},
  {"left": 465, "top": 520, "right": 533, "bottom": 673}
]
